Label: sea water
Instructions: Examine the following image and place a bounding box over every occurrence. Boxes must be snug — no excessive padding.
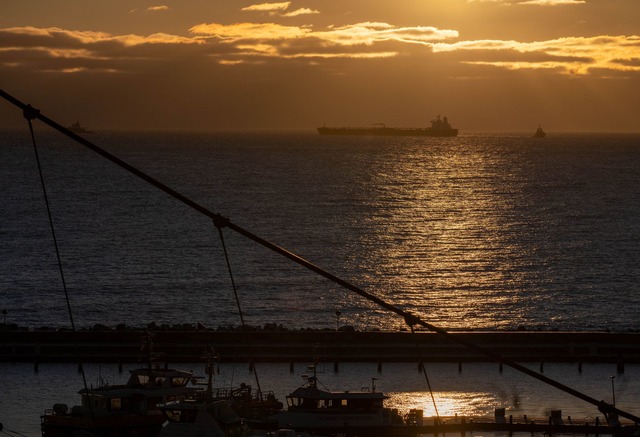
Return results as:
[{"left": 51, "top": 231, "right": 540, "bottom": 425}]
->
[
  {"left": 1, "top": 128, "right": 640, "bottom": 434},
  {"left": 1, "top": 361, "right": 639, "bottom": 436}
]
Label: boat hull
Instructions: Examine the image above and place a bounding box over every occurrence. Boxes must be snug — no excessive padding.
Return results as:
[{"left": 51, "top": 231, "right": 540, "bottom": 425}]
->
[
  {"left": 317, "top": 127, "right": 458, "bottom": 137},
  {"left": 41, "top": 413, "right": 162, "bottom": 437}
]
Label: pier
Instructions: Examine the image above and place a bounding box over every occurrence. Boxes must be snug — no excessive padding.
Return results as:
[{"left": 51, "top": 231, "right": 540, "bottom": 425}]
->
[{"left": 1, "top": 328, "right": 639, "bottom": 364}]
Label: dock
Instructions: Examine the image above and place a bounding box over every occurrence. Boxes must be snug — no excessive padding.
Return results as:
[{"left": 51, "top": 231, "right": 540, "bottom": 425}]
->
[{"left": 1, "top": 328, "right": 639, "bottom": 364}]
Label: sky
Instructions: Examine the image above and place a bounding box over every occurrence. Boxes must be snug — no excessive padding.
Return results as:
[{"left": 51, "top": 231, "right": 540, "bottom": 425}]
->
[{"left": 0, "top": 0, "right": 639, "bottom": 132}]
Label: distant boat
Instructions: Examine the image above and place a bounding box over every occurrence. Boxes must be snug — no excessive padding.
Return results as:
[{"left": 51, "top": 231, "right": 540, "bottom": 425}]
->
[
  {"left": 533, "top": 125, "right": 546, "bottom": 138},
  {"left": 318, "top": 114, "right": 458, "bottom": 137},
  {"left": 67, "top": 119, "right": 92, "bottom": 133}
]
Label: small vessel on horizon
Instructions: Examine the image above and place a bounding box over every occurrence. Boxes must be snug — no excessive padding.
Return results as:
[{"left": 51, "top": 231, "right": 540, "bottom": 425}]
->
[
  {"left": 318, "top": 114, "right": 458, "bottom": 137},
  {"left": 67, "top": 119, "right": 92, "bottom": 134},
  {"left": 533, "top": 125, "right": 546, "bottom": 138}
]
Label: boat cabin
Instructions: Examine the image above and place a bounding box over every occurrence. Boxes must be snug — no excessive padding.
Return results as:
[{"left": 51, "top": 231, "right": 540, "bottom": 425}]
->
[
  {"left": 286, "top": 386, "right": 388, "bottom": 412},
  {"left": 75, "top": 367, "right": 199, "bottom": 416}
]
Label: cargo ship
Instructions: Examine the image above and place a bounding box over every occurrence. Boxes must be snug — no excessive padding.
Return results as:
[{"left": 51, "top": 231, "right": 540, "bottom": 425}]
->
[{"left": 317, "top": 115, "right": 458, "bottom": 137}]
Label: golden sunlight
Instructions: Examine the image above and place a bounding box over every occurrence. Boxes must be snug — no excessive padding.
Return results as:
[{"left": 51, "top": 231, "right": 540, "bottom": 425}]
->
[{"left": 387, "top": 391, "right": 499, "bottom": 418}]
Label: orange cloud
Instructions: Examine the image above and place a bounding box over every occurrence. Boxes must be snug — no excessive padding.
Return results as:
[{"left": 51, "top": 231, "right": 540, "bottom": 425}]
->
[
  {"left": 467, "top": 0, "right": 585, "bottom": 4},
  {"left": 518, "top": 0, "right": 585, "bottom": 4},
  {"left": 191, "top": 21, "right": 457, "bottom": 46},
  {"left": 283, "top": 8, "right": 320, "bottom": 17},
  {"left": 1, "top": 23, "right": 638, "bottom": 77},
  {"left": 147, "top": 5, "right": 170, "bottom": 12},
  {"left": 432, "top": 35, "right": 640, "bottom": 74},
  {"left": 190, "top": 22, "right": 311, "bottom": 41},
  {"left": 241, "top": 2, "right": 291, "bottom": 13}
]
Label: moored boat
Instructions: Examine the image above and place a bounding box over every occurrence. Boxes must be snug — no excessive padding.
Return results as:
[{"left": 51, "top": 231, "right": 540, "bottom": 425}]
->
[
  {"left": 41, "top": 344, "right": 202, "bottom": 437},
  {"left": 157, "top": 349, "right": 286, "bottom": 437},
  {"left": 269, "top": 363, "right": 403, "bottom": 436}
]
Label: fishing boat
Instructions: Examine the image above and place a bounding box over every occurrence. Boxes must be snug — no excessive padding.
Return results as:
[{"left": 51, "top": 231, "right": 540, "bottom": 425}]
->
[
  {"left": 157, "top": 349, "right": 288, "bottom": 437},
  {"left": 41, "top": 336, "right": 202, "bottom": 437},
  {"left": 269, "top": 363, "right": 403, "bottom": 436},
  {"left": 317, "top": 115, "right": 458, "bottom": 137},
  {"left": 212, "top": 383, "right": 283, "bottom": 428},
  {"left": 533, "top": 125, "right": 546, "bottom": 138}
]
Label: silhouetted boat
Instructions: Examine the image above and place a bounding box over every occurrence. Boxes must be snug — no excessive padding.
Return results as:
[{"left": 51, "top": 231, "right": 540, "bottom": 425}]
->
[
  {"left": 269, "top": 362, "right": 403, "bottom": 436},
  {"left": 41, "top": 334, "right": 203, "bottom": 437},
  {"left": 318, "top": 115, "right": 458, "bottom": 137},
  {"left": 533, "top": 125, "right": 546, "bottom": 138},
  {"left": 157, "top": 349, "right": 286, "bottom": 437},
  {"left": 41, "top": 365, "right": 202, "bottom": 437},
  {"left": 67, "top": 119, "right": 92, "bottom": 133}
]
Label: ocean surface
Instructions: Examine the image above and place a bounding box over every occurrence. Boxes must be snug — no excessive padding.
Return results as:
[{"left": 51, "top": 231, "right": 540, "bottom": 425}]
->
[
  {"left": 2, "top": 127, "right": 640, "bottom": 435},
  {"left": 2, "top": 129, "right": 640, "bottom": 331}
]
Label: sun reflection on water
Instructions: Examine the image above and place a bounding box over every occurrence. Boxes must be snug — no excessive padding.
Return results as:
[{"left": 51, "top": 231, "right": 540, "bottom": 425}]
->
[{"left": 386, "top": 390, "right": 498, "bottom": 418}]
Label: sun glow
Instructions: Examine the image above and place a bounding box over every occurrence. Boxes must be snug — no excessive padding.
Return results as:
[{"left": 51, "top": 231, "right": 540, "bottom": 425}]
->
[{"left": 387, "top": 391, "right": 499, "bottom": 418}]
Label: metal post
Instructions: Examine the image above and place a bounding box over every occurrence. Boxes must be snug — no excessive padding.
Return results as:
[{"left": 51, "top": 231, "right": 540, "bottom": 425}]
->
[{"left": 610, "top": 376, "right": 616, "bottom": 407}]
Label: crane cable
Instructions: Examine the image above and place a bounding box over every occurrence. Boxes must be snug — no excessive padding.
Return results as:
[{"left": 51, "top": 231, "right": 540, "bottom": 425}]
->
[
  {"left": 214, "top": 220, "right": 263, "bottom": 396},
  {"left": 410, "top": 323, "right": 441, "bottom": 424},
  {"left": 20, "top": 103, "right": 94, "bottom": 421}
]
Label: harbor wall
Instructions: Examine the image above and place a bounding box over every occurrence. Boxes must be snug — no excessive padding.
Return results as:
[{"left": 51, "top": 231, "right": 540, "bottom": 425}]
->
[{"left": 1, "top": 329, "right": 639, "bottom": 364}]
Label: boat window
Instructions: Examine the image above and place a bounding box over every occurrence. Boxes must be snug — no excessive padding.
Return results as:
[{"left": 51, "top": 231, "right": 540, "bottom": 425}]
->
[
  {"left": 137, "top": 375, "right": 150, "bottom": 385},
  {"left": 171, "top": 377, "right": 188, "bottom": 387},
  {"left": 164, "top": 409, "right": 181, "bottom": 422},
  {"left": 110, "top": 398, "right": 122, "bottom": 411},
  {"left": 90, "top": 398, "right": 104, "bottom": 409},
  {"left": 287, "top": 398, "right": 299, "bottom": 407},
  {"left": 341, "top": 399, "right": 348, "bottom": 408}
]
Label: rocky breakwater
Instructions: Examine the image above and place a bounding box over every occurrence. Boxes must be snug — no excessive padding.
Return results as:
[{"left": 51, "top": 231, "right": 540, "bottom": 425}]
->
[{"left": 1, "top": 323, "right": 639, "bottom": 364}]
